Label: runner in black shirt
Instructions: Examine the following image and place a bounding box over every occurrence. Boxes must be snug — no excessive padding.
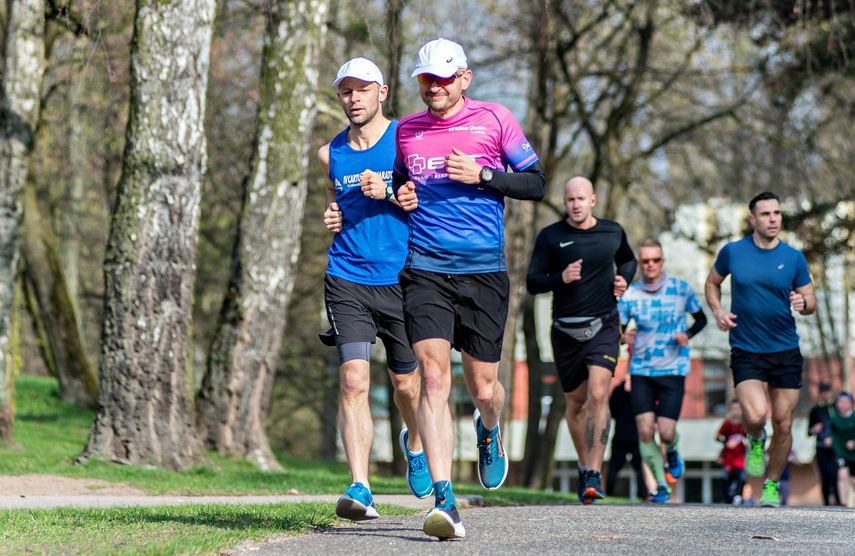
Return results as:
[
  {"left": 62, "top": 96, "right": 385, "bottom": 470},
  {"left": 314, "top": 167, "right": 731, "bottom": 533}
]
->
[{"left": 527, "top": 176, "right": 636, "bottom": 504}]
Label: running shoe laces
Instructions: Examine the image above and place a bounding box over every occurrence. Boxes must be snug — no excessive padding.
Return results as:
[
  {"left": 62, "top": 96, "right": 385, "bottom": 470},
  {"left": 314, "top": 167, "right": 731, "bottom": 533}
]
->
[
  {"left": 335, "top": 482, "right": 380, "bottom": 521},
  {"left": 582, "top": 470, "right": 605, "bottom": 504},
  {"left": 399, "top": 428, "right": 433, "bottom": 498},
  {"left": 666, "top": 450, "right": 684, "bottom": 479},
  {"left": 759, "top": 480, "right": 780, "bottom": 507},
  {"left": 745, "top": 434, "right": 766, "bottom": 478},
  {"left": 473, "top": 409, "right": 509, "bottom": 490}
]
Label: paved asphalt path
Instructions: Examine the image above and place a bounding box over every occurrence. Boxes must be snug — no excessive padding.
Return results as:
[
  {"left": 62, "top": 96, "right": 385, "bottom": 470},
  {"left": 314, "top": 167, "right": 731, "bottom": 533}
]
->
[
  {"left": 4, "top": 493, "right": 852, "bottom": 554},
  {"left": 247, "top": 503, "right": 853, "bottom": 555}
]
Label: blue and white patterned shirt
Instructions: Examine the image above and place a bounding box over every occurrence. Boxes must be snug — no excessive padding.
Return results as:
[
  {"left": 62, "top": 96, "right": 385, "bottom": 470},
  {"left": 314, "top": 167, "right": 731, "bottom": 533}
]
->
[{"left": 618, "top": 276, "right": 702, "bottom": 377}]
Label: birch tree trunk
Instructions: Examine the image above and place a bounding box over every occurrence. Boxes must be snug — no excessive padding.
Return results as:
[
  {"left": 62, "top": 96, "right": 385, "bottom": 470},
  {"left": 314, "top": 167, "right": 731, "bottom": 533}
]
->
[
  {"left": 196, "top": 0, "right": 329, "bottom": 470},
  {"left": 81, "top": 0, "right": 216, "bottom": 469},
  {"left": 0, "top": 0, "right": 45, "bottom": 443}
]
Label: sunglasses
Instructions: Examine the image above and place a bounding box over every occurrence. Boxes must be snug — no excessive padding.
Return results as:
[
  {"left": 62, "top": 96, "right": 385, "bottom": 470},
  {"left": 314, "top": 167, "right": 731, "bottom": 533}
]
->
[
  {"left": 417, "top": 71, "right": 463, "bottom": 88},
  {"left": 641, "top": 257, "right": 662, "bottom": 264}
]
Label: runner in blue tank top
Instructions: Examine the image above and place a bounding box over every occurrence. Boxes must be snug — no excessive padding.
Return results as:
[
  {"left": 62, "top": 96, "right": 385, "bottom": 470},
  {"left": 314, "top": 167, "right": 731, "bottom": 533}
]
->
[
  {"left": 318, "top": 58, "right": 430, "bottom": 522},
  {"left": 706, "top": 191, "right": 815, "bottom": 508}
]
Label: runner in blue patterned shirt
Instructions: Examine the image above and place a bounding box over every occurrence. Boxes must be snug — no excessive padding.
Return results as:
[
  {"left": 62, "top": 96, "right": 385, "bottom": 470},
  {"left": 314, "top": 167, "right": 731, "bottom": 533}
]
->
[{"left": 618, "top": 239, "right": 707, "bottom": 503}]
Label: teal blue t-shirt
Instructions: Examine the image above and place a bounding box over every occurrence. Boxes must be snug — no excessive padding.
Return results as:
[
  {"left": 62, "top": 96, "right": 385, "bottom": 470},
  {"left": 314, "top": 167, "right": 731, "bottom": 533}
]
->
[{"left": 713, "top": 236, "right": 811, "bottom": 353}]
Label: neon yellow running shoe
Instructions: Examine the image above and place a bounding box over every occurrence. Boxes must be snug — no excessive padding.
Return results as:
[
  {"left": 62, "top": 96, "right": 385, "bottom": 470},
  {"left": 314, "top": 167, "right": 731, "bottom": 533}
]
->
[
  {"left": 745, "top": 436, "right": 766, "bottom": 477},
  {"left": 759, "top": 480, "right": 780, "bottom": 507}
]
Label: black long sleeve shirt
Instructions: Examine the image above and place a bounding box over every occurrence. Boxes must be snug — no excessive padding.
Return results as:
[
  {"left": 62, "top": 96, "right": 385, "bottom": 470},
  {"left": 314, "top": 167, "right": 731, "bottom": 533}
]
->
[{"left": 527, "top": 218, "right": 637, "bottom": 318}]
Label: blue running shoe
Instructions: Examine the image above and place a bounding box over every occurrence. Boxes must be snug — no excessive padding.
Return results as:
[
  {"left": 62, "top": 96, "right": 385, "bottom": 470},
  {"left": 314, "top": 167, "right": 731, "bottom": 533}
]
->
[
  {"left": 399, "top": 428, "right": 433, "bottom": 499},
  {"left": 473, "top": 409, "right": 509, "bottom": 490},
  {"left": 666, "top": 449, "right": 684, "bottom": 479},
  {"left": 648, "top": 484, "right": 670, "bottom": 503},
  {"left": 423, "top": 480, "right": 465, "bottom": 539},
  {"left": 335, "top": 482, "right": 379, "bottom": 521},
  {"left": 582, "top": 470, "right": 605, "bottom": 504},
  {"left": 576, "top": 469, "right": 588, "bottom": 503}
]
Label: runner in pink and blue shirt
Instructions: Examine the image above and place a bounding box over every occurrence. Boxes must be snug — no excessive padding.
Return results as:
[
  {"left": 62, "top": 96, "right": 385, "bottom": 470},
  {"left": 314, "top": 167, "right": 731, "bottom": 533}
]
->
[{"left": 392, "top": 38, "right": 545, "bottom": 540}]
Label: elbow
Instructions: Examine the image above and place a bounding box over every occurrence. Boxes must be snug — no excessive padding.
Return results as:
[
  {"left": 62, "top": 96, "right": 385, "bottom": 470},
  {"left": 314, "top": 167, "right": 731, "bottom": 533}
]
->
[
  {"left": 532, "top": 181, "right": 546, "bottom": 202},
  {"left": 525, "top": 279, "right": 537, "bottom": 295},
  {"left": 530, "top": 176, "right": 547, "bottom": 201},
  {"left": 526, "top": 276, "right": 544, "bottom": 295}
]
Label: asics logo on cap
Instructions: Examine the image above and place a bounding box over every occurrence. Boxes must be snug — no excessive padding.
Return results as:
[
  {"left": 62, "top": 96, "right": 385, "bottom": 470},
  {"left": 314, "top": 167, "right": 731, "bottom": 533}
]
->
[{"left": 446, "top": 57, "right": 453, "bottom": 62}]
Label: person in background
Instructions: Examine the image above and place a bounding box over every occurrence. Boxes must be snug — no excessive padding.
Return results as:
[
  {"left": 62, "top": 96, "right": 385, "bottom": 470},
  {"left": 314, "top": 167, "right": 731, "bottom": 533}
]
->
[
  {"left": 716, "top": 399, "right": 747, "bottom": 505},
  {"left": 705, "top": 191, "right": 815, "bottom": 507},
  {"left": 809, "top": 382, "right": 838, "bottom": 505},
  {"left": 619, "top": 239, "right": 707, "bottom": 503},
  {"left": 319, "top": 57, "right": 430, "bottom": 521},
  {"left": 778, "top": 449, "right": 799, "bottom": 505},
  {"left": 606, "top": 379, "right": 649, "bottom": 500},
  {"left": 830, "top": 391, "right": 855, "bottom": 507},
  {"left": 527, "top": 176, "right": 637, "bottom": 505}
]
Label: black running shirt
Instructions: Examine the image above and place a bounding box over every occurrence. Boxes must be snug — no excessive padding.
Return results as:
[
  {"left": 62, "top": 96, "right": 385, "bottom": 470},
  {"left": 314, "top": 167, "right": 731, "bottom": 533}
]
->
[{"left": 527, "top": 218, "right": 637, "bottom": 318}]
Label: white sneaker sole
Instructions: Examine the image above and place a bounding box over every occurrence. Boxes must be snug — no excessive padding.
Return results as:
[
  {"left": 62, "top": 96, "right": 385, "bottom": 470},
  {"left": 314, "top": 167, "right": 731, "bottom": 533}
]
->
[
  {"left": 423, "top": 508, "right": 465, "bottom": 539},
  {"left": 335, "top": 496, "right": 380, "bottom": 521}
]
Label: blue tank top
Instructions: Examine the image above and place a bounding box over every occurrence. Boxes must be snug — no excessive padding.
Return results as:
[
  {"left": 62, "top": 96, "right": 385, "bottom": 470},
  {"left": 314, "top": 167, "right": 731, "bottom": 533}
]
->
[{"left": 326, "top": 120, "right": 408, "bottom": 285}]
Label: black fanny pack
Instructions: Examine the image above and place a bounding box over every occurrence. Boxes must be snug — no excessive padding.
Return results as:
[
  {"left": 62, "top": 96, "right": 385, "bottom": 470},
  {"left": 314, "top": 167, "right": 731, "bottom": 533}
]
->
[{"left": 553, "top": 309, "right": 617, "bottom": 342}]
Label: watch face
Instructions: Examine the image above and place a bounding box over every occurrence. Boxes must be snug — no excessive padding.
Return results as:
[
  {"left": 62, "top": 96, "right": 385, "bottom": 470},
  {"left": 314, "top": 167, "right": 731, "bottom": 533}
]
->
[{"left": 481, "top": 167, "right": 493, "bottom": 181}]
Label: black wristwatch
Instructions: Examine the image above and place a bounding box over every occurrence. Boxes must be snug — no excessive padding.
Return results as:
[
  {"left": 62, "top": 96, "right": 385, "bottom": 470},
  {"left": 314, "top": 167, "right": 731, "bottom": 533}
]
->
[{"left": 479, "top": 166, "right": 493, "bottom": 190}]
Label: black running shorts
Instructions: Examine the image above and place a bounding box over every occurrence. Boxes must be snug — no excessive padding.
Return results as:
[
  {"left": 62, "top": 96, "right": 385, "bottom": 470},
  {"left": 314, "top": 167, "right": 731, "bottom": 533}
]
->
[
  {"left": 398, "top": 268, "right": 509, "bottom": 363},
  {"left": 551, "top": 314, "right": 620, "bottom": 393},
  {"left": 837, "top": 458, "right": 855, "bottom": 475},
  {"left": 324, "top": 274, "right": 417, "bottom": 374},
  {"left": 729, "top": 347, "right": 803, "bottom": 389},
  {"left": 630, "top": 375, "right": 686, "bottom": 420}
]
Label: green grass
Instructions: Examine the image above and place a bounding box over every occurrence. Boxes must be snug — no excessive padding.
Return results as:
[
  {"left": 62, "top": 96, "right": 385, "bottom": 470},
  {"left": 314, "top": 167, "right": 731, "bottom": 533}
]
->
[
  {"left": 0, "top": 503, "right": 339, "bottom": 556},
  {"left": 3, "top": 375, "right": 357, "bottom": 494},
  {"left": 1, "top": 375, "right": 588, "bottom": 554}
]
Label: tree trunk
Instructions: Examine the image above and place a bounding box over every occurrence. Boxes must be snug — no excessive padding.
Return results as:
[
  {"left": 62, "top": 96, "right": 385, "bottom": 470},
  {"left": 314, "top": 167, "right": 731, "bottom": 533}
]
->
[
  {"left": 538, "top": 379, "right": 565, "bottom": 490},
  {"left": 0, "top": 0, "right": 45, "bottom": 443},
  {"left": 508, "top": 0, "right": 556, "bottom": 484},
  {"left": 21, "top": 184, "right": 97, "bottom": 408},
  {"left": 81, "top": 0, "right": 216, "bottom": 470},
  {"left": 60, "top": 40, "right": 87, "bottom": 308},
  {"left": 383, "top": 0, "right": 406, "bottom": 477},
  {"left": 196, "top": 0, "right": 329, "bottom": 471},
  {"left": 383, "top": 0, "right": 405, "bottom": 120},
  {"left": 498, "top": 198, "right": 536, "bottom": 430},
  {"left": 519, "top": 294, "right": 543, "bottom": 487}
]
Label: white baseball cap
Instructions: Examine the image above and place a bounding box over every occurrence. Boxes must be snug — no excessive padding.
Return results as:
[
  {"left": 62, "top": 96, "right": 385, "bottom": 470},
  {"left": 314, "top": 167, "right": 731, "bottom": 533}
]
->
[
  {"left": 333, "top": 57, "right": 385, "bottom": 88},
  {"left": 411, "top": 38, "right": 468, "bottom": 78}
]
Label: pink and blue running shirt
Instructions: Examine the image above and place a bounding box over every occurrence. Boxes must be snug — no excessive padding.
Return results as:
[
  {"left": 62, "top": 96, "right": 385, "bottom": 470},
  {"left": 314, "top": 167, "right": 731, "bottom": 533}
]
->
[
  {"left": 326, "top": 121, "right": 408, "bottom": 286},
  {"left": 393, "top": 97, "right": 539, "bottom": 274}
]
